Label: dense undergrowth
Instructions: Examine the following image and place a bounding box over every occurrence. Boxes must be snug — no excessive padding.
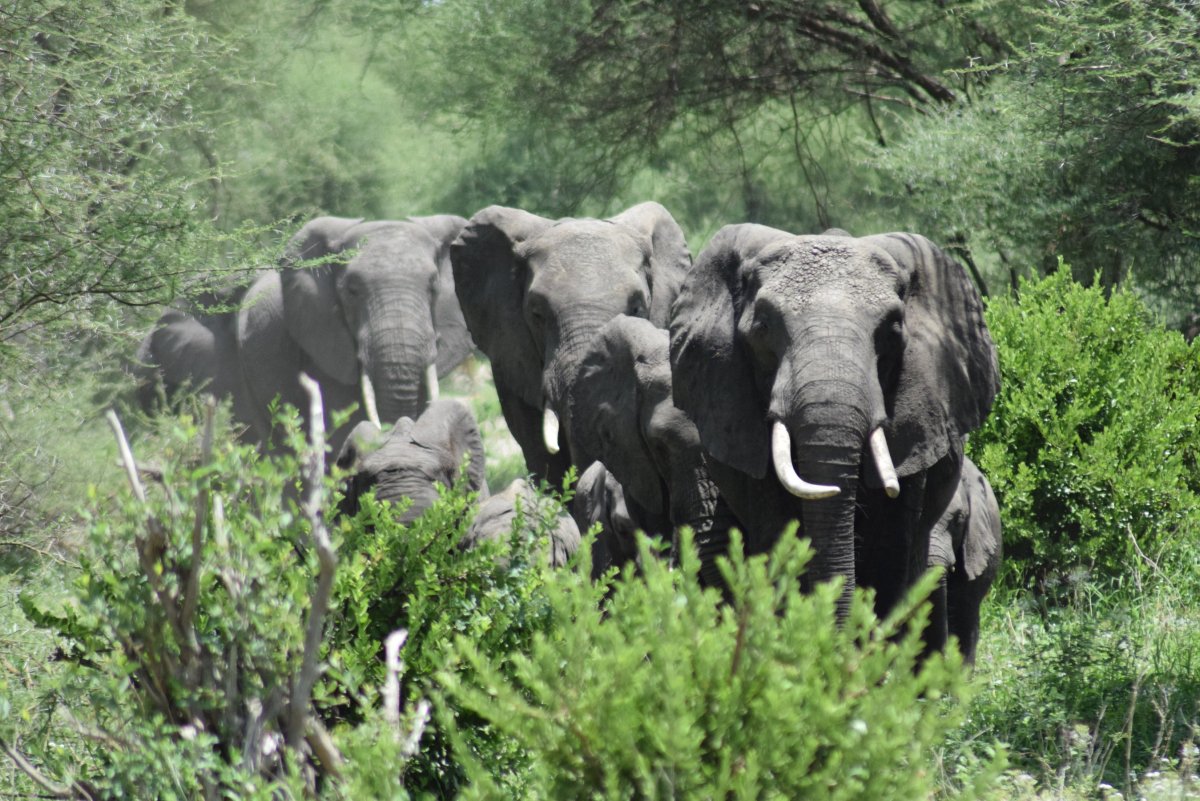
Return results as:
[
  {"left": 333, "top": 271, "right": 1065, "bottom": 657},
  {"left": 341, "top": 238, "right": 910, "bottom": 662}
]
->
[{"left": 2, "top": 269, "right": 1198, "bottom": 799}]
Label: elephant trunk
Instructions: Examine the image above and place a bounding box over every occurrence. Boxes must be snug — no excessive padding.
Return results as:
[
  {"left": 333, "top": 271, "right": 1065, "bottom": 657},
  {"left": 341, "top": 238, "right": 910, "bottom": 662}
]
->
[
  {"left": 772, "top": 325, "right": 880, "bottom": 619},
  {"left": 672, "top": 464, "right": 737, "bottom": 589},
  {"left": 362, "top": 292, "right": 437, "bottom": 424},
  {"left": 542, "top": 307, "right": 618, "bottom": 451}
]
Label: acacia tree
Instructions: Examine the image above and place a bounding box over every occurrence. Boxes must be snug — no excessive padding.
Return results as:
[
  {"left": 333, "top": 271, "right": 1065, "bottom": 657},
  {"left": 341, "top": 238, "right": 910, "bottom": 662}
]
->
[
  {"left": 391, "top": 0, "right": 1028, "bottom": 227},
  {"left": 874, "top": 0, "right": 1200, "bottom": 310},
  {"left": 0, "top": 0, "right": 234, "bottom": 340}
]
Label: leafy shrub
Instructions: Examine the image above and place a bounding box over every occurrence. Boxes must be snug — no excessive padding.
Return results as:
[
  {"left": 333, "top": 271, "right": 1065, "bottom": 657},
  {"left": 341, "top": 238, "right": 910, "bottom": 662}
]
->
[
  {"left": 438, "top": 529, "right": 998, "bottom": 801},
  {"left": 328, "top": 474, "right": 568, "bottom": 797},
  {"left": 13, "top": 410, "right": 328, "bottom": 797},
  {"left": 955, "top": 576, "right": 1200, "bottom": 795},
  {"left": 969, "top": 265, "right": 1200, "bottom": 592}
]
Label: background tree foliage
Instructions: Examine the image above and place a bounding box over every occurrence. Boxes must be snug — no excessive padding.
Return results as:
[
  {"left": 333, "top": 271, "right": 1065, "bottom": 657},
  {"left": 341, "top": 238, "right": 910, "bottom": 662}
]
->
[{"left": 0, "top": 0, "right": 232, "bottom": 338}]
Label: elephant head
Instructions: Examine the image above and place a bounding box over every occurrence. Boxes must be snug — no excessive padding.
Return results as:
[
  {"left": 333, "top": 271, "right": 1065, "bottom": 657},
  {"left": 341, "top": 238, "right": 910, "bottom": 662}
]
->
[
  {"left": 927, "top": 455, "right": 1002, "bottom": 665},
  {"left": 462, "top": 478, "right": 581, "bottom": 569},
  {"left": 572, "top": 461, "right": 642, "bottom": 579},
  {"left": 569, "top": 315, "right": 740, "bottom": 584},
  {"left": 670, "top": 226, "right": 999, "bottom": 614},
  {"left": 132, "top": 285, "right": 249, "bottom": 415},
  {"left": 335, "top": 399, "right": 487, "bottom": 524},
  {"left": 450, "top": 202, "right": 691, "bottom": 486},
  {"left": 238, "top": 215, "right": 473, "bottom": 449}
]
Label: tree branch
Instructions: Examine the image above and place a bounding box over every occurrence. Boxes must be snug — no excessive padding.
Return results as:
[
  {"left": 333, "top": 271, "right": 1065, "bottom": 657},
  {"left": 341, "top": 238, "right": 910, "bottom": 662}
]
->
[{"left": 286, "top": 373, "right": 339, "bottom": 764}]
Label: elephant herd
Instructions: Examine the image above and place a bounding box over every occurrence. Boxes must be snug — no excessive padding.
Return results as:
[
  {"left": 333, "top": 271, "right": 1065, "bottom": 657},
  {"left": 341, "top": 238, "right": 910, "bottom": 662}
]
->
[{"left": 133, "top": 203, "right": 1002, "bottom": 663}]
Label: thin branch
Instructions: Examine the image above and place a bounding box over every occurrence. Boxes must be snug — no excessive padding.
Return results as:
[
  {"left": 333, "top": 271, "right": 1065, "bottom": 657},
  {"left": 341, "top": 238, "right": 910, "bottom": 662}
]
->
[
  {"left": 0, "top": 738, "right": 91, "bottom": 800},
  {"left": 180, "top": 395, "right": 217, "bottom": 651},
  {"left": 287, "top": 373, "right": 339, "bottom": 762},
  {"left": 105, "top": 409, "right": 145, "bottom": 504}
]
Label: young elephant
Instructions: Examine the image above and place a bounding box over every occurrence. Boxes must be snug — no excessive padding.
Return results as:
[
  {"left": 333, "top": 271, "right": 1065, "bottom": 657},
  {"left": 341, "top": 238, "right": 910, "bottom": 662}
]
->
[
  {"left": 337, "top": 400, "right": 578, "bottom": 567},
  {"left": 572, "top": 461, "right": 642, "bottom": 579},
  {"left": 569, "top": 315, "right": 742, "bottom": 587},
  {"left": 336, "top": 399, "right": 487, "bottom": 524},
  {"left": 926, "top": 456, "right": 1002, "bottom": 666},
  {"left": 450, "top": 203, "right": 692, "bottom": 488},
  {"left": 463, "top": 478, "right": 581, "bottom": 568}
]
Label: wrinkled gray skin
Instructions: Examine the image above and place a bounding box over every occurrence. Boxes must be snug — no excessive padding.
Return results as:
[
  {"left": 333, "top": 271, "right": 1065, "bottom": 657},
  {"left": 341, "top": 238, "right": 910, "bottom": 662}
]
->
[
  {"left": 670, "top": 226, "right": 999, "bottom": 629},
  {"left": 131, "top": 285, "right": 255, "bottom": 421},
  {"left": 572, "top": 461, "right": 641, "bottom": 579},
  {"left": 570, "top": 316, "right": 741, "bottom": 586},
  {"left": 450, "top": 203, "right": 691, "bottom": 487},
  {"left": 464, "top": 478, "right": 581, "bottom": 568},
  {"left": 927, "top": 456, "right": 1002, "bottom": 665},
  {"left": 336, "top": 399, "right": 487, "bottom": 525},
  {"left": 238, "top": 215, "right": 474, "bottom": 454}
]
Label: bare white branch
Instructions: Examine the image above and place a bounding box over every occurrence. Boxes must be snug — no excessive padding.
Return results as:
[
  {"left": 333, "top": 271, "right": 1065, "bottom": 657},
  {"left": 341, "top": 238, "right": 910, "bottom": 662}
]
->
[
  {"left": 287, "top": 373, "right": 340, "bottom": 766},
  {"left": 105, "top": 409, "right": 145, "bottom": 504}
]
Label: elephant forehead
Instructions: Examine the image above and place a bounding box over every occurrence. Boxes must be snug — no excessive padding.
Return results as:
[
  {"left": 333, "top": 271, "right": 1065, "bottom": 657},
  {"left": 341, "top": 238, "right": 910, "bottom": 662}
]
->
[
  {"left": 755, "top": 237, "right": 905, "bottom": 303},
  {"left": 524, "top": 222, "right": 646, "bottom": 274}
]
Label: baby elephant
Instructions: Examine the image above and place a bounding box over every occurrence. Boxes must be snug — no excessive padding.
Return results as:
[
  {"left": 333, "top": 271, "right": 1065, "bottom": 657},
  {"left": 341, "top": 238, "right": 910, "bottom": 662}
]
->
[
  {"left": 336, "top": 399, "right": 578, "bottom": 566},
  {"left": 927, "top": 456, "right": 1003, "bottom": 666},
  {"left": 336, "top": 399, "right": 488, "bottom": 524},
  {"left": 464, "top": 478, "right": 580, "bottom": 568}
]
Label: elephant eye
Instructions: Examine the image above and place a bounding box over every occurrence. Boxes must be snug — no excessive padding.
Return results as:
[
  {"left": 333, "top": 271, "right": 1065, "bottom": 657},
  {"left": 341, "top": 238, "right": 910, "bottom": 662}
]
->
[{"left": 627, "top": 293, "right": 648, "bottom": 318}]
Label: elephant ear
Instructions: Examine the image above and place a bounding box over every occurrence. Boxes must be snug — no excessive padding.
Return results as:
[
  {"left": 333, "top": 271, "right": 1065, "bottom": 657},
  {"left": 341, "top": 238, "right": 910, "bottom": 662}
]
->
[
  {"left": 451, "top": 206, "right": 553, "bottom": 407},
  {"left": 410, "top": 214, "right": 476, "bottom": 376},
  {"left": 864, "top": 233, "right": 1000, "bottom": 476},
  {"left": 410, "top": 399, "right": 488, "bottom": 496},
  {"left": 570, "top": 316, "right": 666, "bottom": 515},
  {"left": 670, "top": 223, "right": 794, "bottom": 479},
  {"left": 279, "top": 216, "right": 363, "bottom": 387},
  {"left": 961, "top": 459, "right": 1001, "bottom": 581},
  {"left": 609, "top": 202, "right": 692, "bottom": 328},
  {"left": 335, "top": 420, "right": 384, "bottom": 472}
]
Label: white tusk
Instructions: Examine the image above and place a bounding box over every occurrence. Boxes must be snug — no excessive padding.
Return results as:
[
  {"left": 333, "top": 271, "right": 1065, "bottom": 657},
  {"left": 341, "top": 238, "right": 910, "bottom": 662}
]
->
[
  {"left": 361, "top": 371, "right": 382, "bottom": 428},
  {"left": 424, "top": 363, "right": 440, "bottom": 402},
  {"left": 770, "top": 421, "right": 840, "bottom": 500},
  {"left": 870, "top": 427, "right": 900, "bottom": 498},
  {"left": 542, "top": 407, "right": 561, "bottom": 455}
]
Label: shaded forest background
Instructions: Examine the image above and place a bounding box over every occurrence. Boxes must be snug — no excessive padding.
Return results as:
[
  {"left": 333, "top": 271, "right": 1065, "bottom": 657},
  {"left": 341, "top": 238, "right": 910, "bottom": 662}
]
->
[{"left": 5, "top": 0, "right": 1199, "bottom": 351}]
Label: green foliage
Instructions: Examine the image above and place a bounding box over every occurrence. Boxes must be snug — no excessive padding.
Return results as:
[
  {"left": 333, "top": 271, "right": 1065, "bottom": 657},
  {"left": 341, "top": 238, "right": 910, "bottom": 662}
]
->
[
  {"left": 0, "top": 0, "right": 242, "bottom": 334},
  {"left": 969, "top": 265, "right": 1200, "bottom": 591},
  {"left": 8, "top": 412, "right": 314, "bottom": 795},
  {"left": 875, "top": 0, "right": 1200, "bottom": 313},
  {"left": 328, "top": 473, "right": 568, "bottom": 796},
  {"left": 953, "top": 574, "right": 1200, "bottom": 795},
  {"left": 440, "top": 529, "right": 998, "bottom": 800}
]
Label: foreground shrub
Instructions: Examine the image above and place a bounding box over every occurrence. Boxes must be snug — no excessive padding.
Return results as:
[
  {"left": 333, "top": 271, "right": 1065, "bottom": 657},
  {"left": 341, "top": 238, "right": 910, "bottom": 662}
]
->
[
  {"left": 328, "top": 474, "right": 568, "bottom": 797},
  {"left": 7, "top": 401, "right": 438, "bottom": 798},
  {"left": 439, "top": 529, "right": 998, "bottom": 800},
  {"left": 970, "top": 265, "right": 1200, "bottom": 592}
]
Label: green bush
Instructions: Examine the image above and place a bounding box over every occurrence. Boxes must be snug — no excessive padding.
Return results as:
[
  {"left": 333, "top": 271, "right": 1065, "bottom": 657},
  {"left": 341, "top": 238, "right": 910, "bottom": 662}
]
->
[
  {"left": 4, "top": 396, "right": 573, "bottom": 798},
  {"left": 438, "top": 529, "right": 998, "bottom": 801},
  {"left": 12, "top": 411, "right": 327, "bottom": 798},
  {"left": 328, "top": 474, "right": 568, "bottom": 797},
  {"left": 969, "top": 264, "right": 1200, "bottom": 592}
]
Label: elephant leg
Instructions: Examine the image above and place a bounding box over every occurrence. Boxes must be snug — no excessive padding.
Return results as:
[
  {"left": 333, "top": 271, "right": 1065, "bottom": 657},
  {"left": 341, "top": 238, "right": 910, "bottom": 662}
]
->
[
  {"left": 494, "top": 378, "right": 573, "bottom": 490},
  {"left": 923, "top": 573, "right": 950, "bottom": 661},
  {"left": 946, "top": 568, "right": 983, "bottom": 666}
]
